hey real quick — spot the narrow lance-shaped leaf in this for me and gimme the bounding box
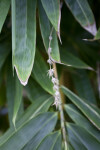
[41,0,61,33]
[0,0,11,32]
[67,123,100,150]
[67,123,87,150]
[6,64,23,127]
[84,27,100,41]
[0,95,53,146]
[61,86,100,130]
[0,112,57,150]
[6,64,16,127]
[17,101,55,150]
[64,0,97,35]
[94,27,100,40]
[38,0,60,62]
[72,70,97,105]
[32,50,54,95]
[11,0,36,86]
[60,48,92,69]
[25,77,48,102]
[37,131,62,150]
[65,104,100,141]
[17,96,54,126]
[22,119,59,150]
[12,75,23,126]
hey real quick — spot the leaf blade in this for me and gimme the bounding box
[37,131,61,150]
[94,27,100,40]
[32,50,54,95]
[60,48,91,69]
[72,70,97,105]
[67,123,100,150]
[6,64,23,127]
[41,0,61,32]
[0,112,57,150]
[38,0,60,62]
[65,104,100,141]
[25,77,48,102]
[0,95,53,145]
[11,0,36,85]
[64,0,97,35]
[0,0,11,32]
[61,86,100,129]
[12,76,23,126]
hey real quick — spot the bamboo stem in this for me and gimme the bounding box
[53,63,68,150]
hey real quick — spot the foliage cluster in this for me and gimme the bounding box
[0,0,100,150]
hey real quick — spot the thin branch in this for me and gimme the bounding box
[47,27,68,149]
[53,63,68,150]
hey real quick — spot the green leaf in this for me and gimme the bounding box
[64,0,97,35]
[25,77,47,102]
[38,0,60,62]
[94,27,100,40]
[11,0,36,86]
[37,131,61,150]
[20,107,56,150]
[0,42,11,69]
[6,65,23,127]
[6,65,15,126]
[0,95,53,145]
[65,104,100,141]
[86,27,100,42]
[60,48,91,69]
[17,100,24,119]
[12,75,23,126]
[61,86,100,129]
[72,70,97,105]
[32,50,54,95]
[67,123,100,150]
[0,112,57,150]
[0,0,11,32]
[17,95,54,126]
[67,124,87,150]
[41,0,60,33]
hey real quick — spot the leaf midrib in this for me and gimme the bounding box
[0,97,53,146]
[0,113,57,148]
[76,0,90,26]
[21,113,57,150]
[62,86,100,130]
[65,105,100,143]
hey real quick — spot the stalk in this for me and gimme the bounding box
[53,63,68,150]
[47,28,68,150]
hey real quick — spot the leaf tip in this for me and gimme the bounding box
[84,23,97,36]
[14,65,29,86]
